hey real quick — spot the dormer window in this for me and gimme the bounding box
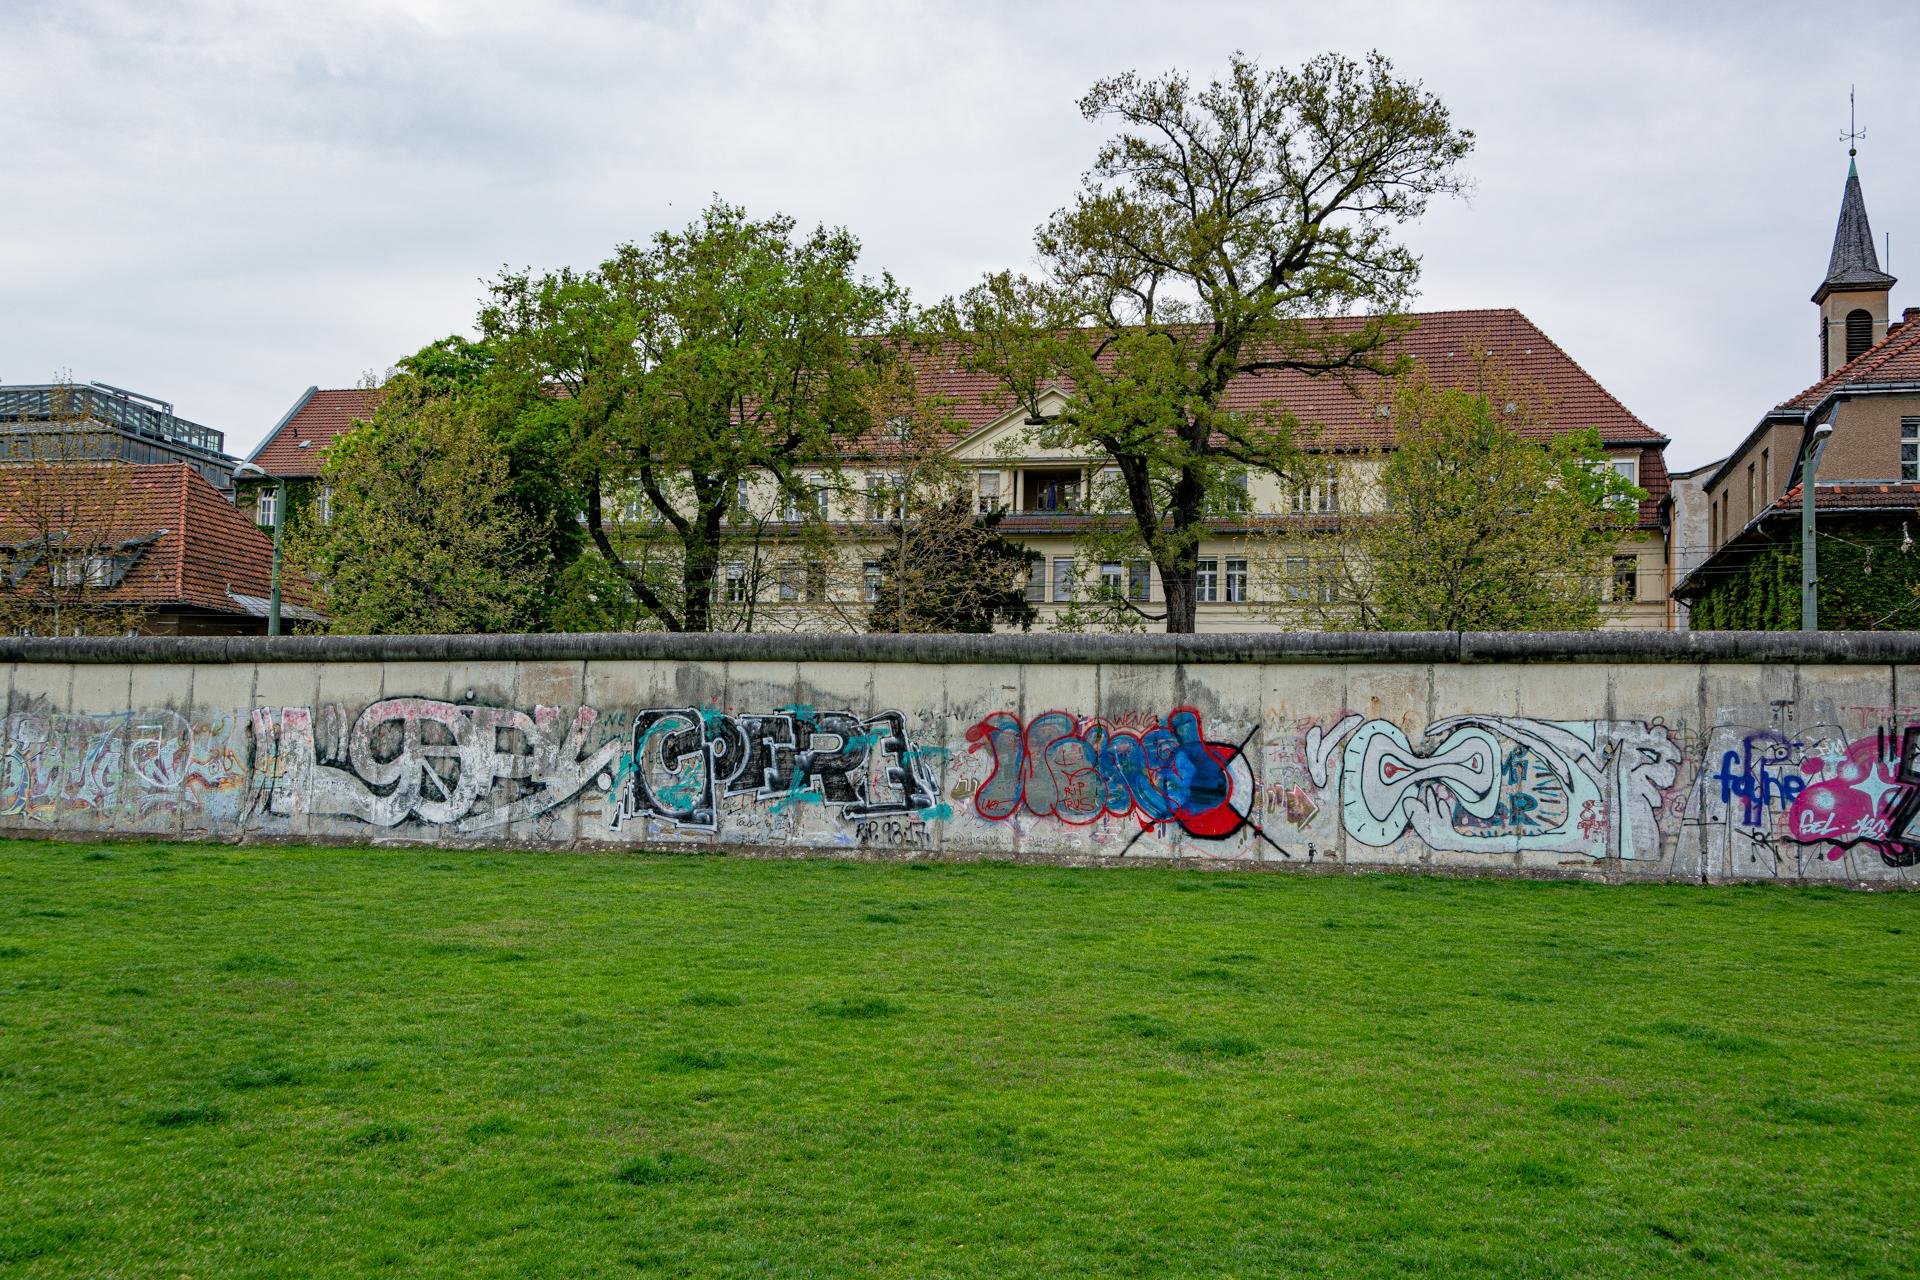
[1901,418,1918,481]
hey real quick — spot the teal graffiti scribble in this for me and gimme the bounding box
[919,803,953,822]
[904,745,951,761]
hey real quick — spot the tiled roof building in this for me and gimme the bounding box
[0,463,321,635]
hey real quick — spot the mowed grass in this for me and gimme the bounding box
[0,839,1916,1278]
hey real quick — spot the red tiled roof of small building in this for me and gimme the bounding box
[251,387,380,477]
[0,462,317,617]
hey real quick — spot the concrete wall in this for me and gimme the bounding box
[6,631,1920,886]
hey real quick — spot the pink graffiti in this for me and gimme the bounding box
[1784,729,1918,862]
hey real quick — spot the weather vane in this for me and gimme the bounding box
[1841,85,1866,157]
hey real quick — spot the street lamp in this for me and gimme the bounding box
[233,460,284,637]
[1799,418,1835,633]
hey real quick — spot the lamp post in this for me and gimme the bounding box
[1799,419,1834,633]
[233,461,284,637]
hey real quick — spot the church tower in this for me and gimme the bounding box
[1814,155,1896,376]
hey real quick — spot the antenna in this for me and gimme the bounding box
[1841,85,1866,156]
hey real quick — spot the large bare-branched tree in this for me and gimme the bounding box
[943,51,1472,632]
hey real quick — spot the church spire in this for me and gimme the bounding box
[1816,91,1894,306]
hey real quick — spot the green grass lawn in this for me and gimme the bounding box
[1,839,1916,1278]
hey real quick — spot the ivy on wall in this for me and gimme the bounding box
[1690,517,1920,630]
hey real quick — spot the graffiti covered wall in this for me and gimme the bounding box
[5,633,1920,884]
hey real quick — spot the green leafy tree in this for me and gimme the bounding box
[481,200,904,632]
[299,380,549,635]
[1279,358,1645,631]
[943,51,1472,632]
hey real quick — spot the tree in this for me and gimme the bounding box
[944,52,1472,632]
[866,494,1038,634]
[0,387,148,636]
[481,200,904,632]
[298,377,549,635]
[1276,356,1645,631]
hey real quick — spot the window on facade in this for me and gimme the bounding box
[1611,554,1638,604]
[1213,471,1250,514]
[1760,448,1770,499]
[1608,457,1639,486]
[313,484,333,525]
[1846,309,1874,364]
[1902,418,1919,482]
[1289,464,1338,514]
[723,561,748,604]
[1195,556,1218,603]
[1024,468,1081,513]
[256,488,276,528]
[1747,462,1756,519]
[805,559,828,602]
[1099,561,1125,599]
[52,555,112,588]
[1128,558,1151,602]
[1052,557,1075,602]
[976,471,1001,514]
[783,477,830,522]
[777,563,802,602]
[1025,561,1046,603]
[1286,556,1333,604]
[733,475,751,520]
[1224,556,1248,603]
[862,560,883,604]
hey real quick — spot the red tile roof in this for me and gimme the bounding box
[1778,318,1920,411]
[0,462,317,618]
[1770,481,1920,513]
[251,387,380,477]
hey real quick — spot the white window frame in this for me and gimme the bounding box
[862,559,883,604]
[1195,556,1218,604]
[976,471,1001,514]
[1099,561,1125,599]
[256,488,276,528]
[1128,558,1151,603]
[722,561,749,604]
[1024,561,1045,603]
[1902,418,1919,482]
[1224,556,1248,604]
[1052,557,1075,603]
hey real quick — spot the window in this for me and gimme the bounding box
[1286,556,1334,604]
[805,559,828,603]
[1213,471,1250,514]
[732,476,750,520]
[52,555,111,588]
[256,488,276,528]
[1099,561,1125,599]
[1746,462,1756,519]
[1052,557,1075,603]
[862,560,883,604]
[1195,556,1218,603]
[777,563,801,603]
[1760,447,1770,499]
[1225,556,1248,603]
[1128,559,1151,602]
[783,477,830,522]
[864,473,903,522]
[1023,468,1080,513]
[312,485,333,525]
[1025,561,1046,603]
[976,471,1001,514]
[1289,464,1338,514]
[1903,418,1919,482]
[1611,555,1638,604]
[722,561,748,604]
[1846,308,1874,364]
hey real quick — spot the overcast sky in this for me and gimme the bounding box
[3,0,1915,469]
